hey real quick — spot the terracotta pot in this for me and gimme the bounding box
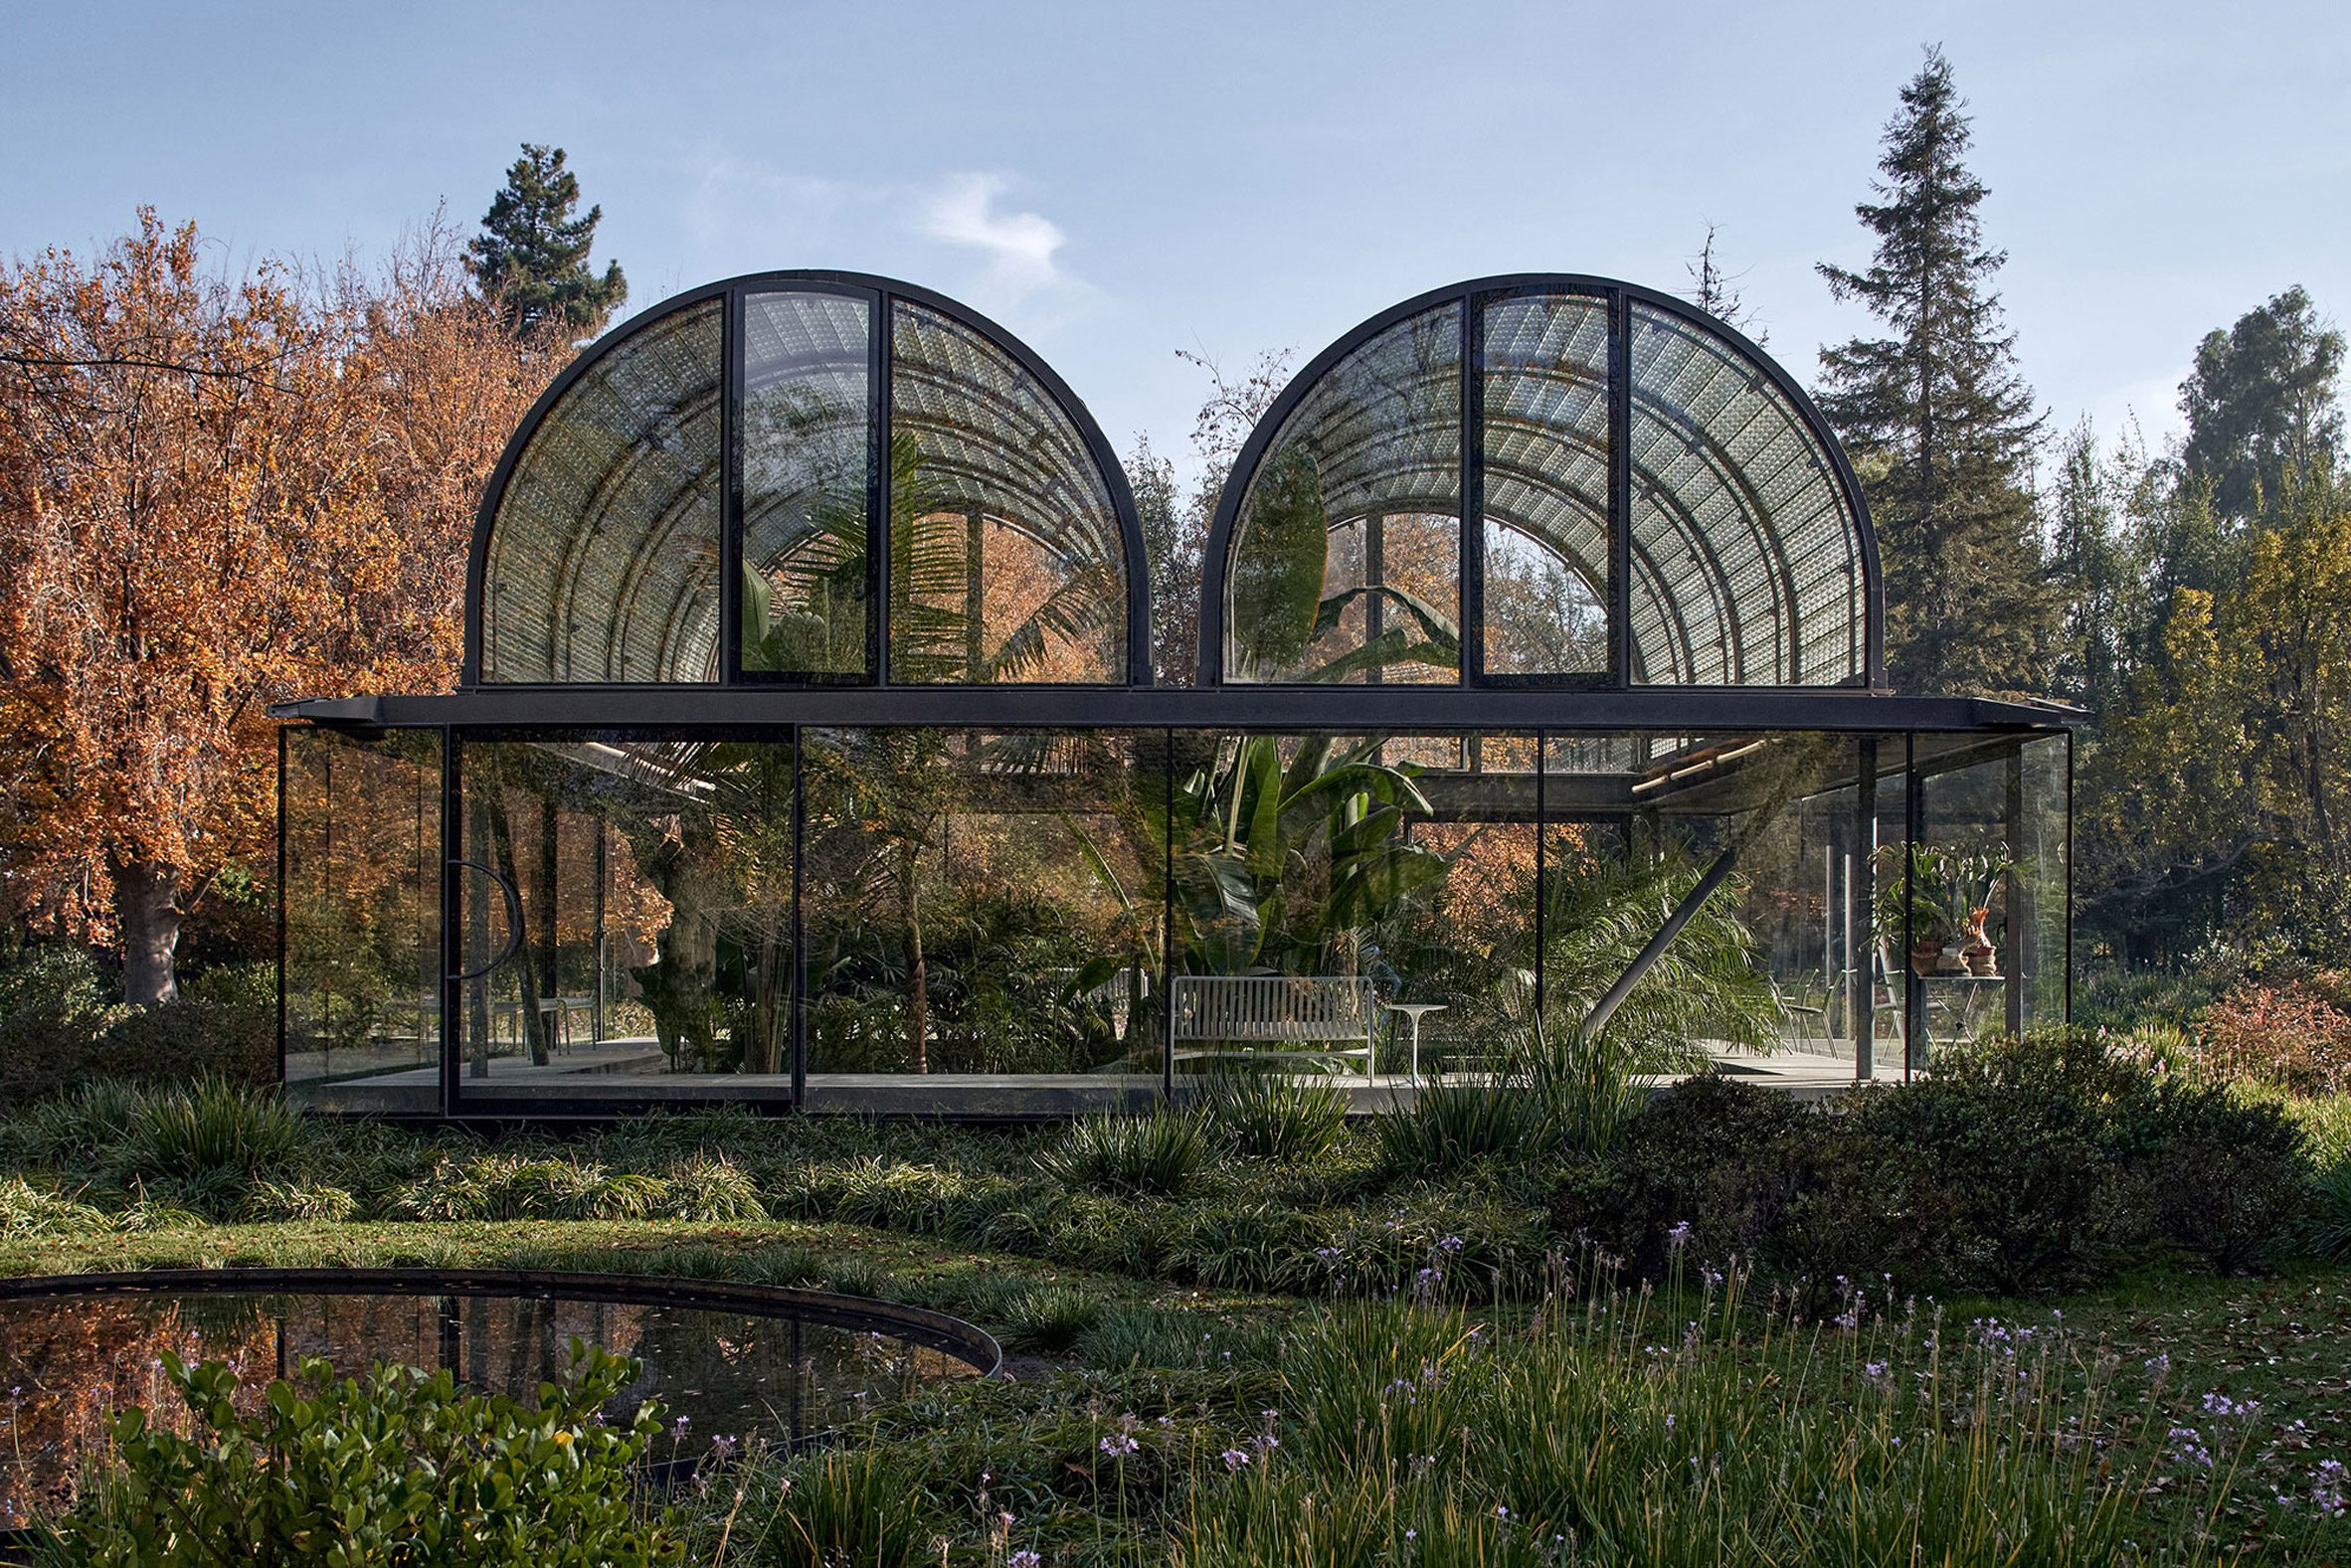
[1910,941,1942,978]
[1966,943,1998,977]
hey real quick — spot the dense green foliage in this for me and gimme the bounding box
[464,143,627,338]
[1816,46,2052,697]
[40,1343,680,1565]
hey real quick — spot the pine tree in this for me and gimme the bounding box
[1816,47,2053,697]
[465,144,628,339]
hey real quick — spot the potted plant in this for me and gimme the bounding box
[1875,843,2015,978]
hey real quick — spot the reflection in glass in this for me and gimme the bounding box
[802,730,1163,1103]
[887,303,1127,684]
[455,736,796,1100]
[283,730,442,1113]
[482,299,724,683]
[740,291,873,678]
[1627,302,1865,686]
[1481,293,1611,677]
[1225,306,1463,684]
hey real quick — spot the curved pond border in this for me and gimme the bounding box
[0,1266,1002,1378]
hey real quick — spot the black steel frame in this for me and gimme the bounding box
[269,266,2078,1123]
[1191,272,1888,691]
[459,270,1154,691]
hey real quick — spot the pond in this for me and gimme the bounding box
[0,1268,997,1530]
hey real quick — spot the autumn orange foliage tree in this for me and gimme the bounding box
[0,211,554,1002]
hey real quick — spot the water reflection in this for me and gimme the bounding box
[0,1288,979,1529]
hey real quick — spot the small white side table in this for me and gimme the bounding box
[1383,1002,1447,1083]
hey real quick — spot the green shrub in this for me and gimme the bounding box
[0,946,124,1106]
[2128,1080,2309,1272]
[825,1256,897,1299]
[2310,1159,2351,1263]
[0,1174,109,1237]
[998,1283,1103,1353]
[1553,1072,1810,1279]
[1198,1071,1348,1161]
[44,1342,682,1565]
[754,1449,927,1568]
[96,999,276,1091]
[8,1079,149,1164]
[249,1178,360,1224]
[123,1080,303,1187]
[1037,1110,1210,1197]
[1369,1076,1537,1177]
[658,1153,767,1221]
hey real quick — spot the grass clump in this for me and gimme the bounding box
[1038,1109,1210,1198]
[998,1283,1103,1353]
[748,1449,928,1568]
[1198,1071,1348,1161]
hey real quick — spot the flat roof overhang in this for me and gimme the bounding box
[271,686,2075,734]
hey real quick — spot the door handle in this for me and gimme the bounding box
[448,859,525,981]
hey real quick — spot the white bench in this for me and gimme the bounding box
[1168,974,1379,1079]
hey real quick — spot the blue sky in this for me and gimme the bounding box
[7,0,2347,494]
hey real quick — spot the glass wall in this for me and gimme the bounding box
[452,734,796,1106]
[801,729,1163,1111]
[282,729,442,1113]
[1908,732,2072,1066]
[285,723,2067,1112]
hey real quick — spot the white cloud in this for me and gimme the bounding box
[918,173,1068,300]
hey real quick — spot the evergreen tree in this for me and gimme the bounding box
[465,143,628,339]
[1127,434,1198,686]
[2180,284,2343,527]
[1816,47,2053,697]
[2045,419,2132,712]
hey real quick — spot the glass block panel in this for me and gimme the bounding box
[1481,292,1610,677]
[481,299,724,683]
[1224,304,1463,684]
[887,303,1127,684]
[1627,301,1865,686]
[740,290,873,678]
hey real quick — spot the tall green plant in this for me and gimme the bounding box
[1169,734,1450,977]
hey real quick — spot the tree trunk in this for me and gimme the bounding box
[116,859,182,1006]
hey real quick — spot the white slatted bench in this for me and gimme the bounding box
[1168,974,1379,1079]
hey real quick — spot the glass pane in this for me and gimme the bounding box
[1225,306,1462,684]
[1910,735,2050,1066]
[887,303,1127,684]
[741,291,873,678]
[803,730,1164,1112]
[1481,293,1610,677]
[1168,732,1533,1082]
[283,729,442,1114]
[482,299,724,683]
[1627,302,1865,686]
[454,735,796,1104]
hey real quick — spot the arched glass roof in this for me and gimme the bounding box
[1201,276,1881,690]
[466,273,1146,687]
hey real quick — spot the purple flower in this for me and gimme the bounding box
[1099,1433,1139,1458]
[1221,1447,1251,1471]
[1009,1553,1042,1568]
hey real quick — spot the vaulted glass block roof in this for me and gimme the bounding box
[464,271,1876,698]
[1206,278,1879,689]
[468,273,1144,686]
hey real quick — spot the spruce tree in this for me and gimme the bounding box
[465,143,629,339]
[1816,47,2052,696]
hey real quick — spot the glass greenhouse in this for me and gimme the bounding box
[274,272,2071,1118]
